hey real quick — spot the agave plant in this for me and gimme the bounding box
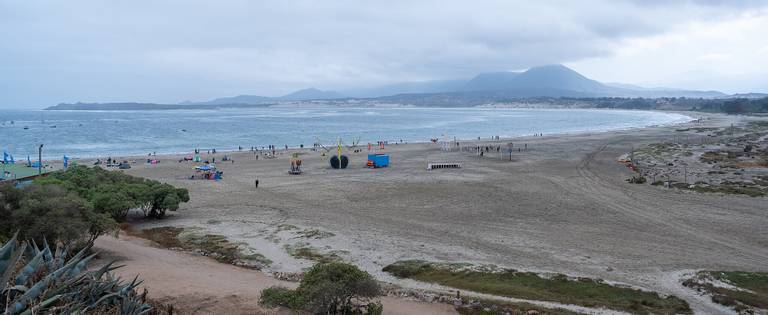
[1,233,152,315]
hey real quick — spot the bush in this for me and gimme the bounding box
[260,286,302,309]
[381,260,434,278]
[0,184,117,247]
[35,165,189,220]
[260,262,382,314]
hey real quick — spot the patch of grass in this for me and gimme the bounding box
[133,226,185,248]
[684,271,768,312]
[284,242,345,263]
[276,223,299,232]
[455,297,580,315]
[133,226,271,268]
[383,260,691,315]
[689,184,766,197]
[296,229,335,239]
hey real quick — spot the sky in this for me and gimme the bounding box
[1,0,767,109]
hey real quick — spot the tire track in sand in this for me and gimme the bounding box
[565,141,768,263]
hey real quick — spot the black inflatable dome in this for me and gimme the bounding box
[330,155,349,169]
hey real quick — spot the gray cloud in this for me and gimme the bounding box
[0,0,765,108]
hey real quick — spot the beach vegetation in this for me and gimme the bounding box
[383,260,691,315]
[683,271,768,313]
[285,242,346,263]
[0,235,154,314]
[35,165,189,220]
[297,228,336,239]
[455,298,581,315]
[129,226,272,268]
[260,262,382,314]
[0,184,117,247]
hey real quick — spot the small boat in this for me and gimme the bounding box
[23,126,29,130]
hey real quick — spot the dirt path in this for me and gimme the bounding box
[94,234,458,315]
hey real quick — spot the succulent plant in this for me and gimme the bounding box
[1,233,152,314]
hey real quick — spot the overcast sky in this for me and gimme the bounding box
[1,0,767,108]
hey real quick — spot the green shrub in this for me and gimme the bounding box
[382,259,434,278]
[35,165,189,220]
[260,286,302,309]
[1,184,117,247]
[260,262,382,314]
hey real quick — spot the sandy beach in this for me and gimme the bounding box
[88,112,767,314]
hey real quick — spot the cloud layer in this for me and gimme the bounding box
[1,0,766,108]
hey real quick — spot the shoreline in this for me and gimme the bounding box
[32,108,696,162]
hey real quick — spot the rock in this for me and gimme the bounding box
[527,310,540,315]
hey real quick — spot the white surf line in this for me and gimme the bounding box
[658,270,737,315]
[394,278,630,315]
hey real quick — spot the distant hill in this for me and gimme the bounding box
[462,72,521,91]
[342,80,465,98]
[479,64,607,93]
[279,88,344,101]
[186,88,345,105]
[724,93,768,99]
[45,102,270,111]
[191,95,273,105]
[343,64,726,99]
[50,64,742,110]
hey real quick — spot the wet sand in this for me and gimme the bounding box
[92,112,767,314]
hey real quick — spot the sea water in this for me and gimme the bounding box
[0,107,691,159]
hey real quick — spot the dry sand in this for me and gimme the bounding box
[91,112,767,314]
[95,234,457,315]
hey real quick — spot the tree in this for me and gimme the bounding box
[261,262,382,314]
[1,184,117,247]
[35,165,189,221]
[722,98,746,114]
[146,183,190,218]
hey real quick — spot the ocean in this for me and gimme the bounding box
[0,107,691,159]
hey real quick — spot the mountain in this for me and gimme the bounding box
[463,72,521,91]
[482,64,608,93]
[185,65,726,105]
[606,82,725,98]
[723,93,768,99]
[460,65,725,97]
[56,65,733,110]
[191,95,273,105]
[186,88,345,105]
[279,88,344,100]
[343,80,466,98]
